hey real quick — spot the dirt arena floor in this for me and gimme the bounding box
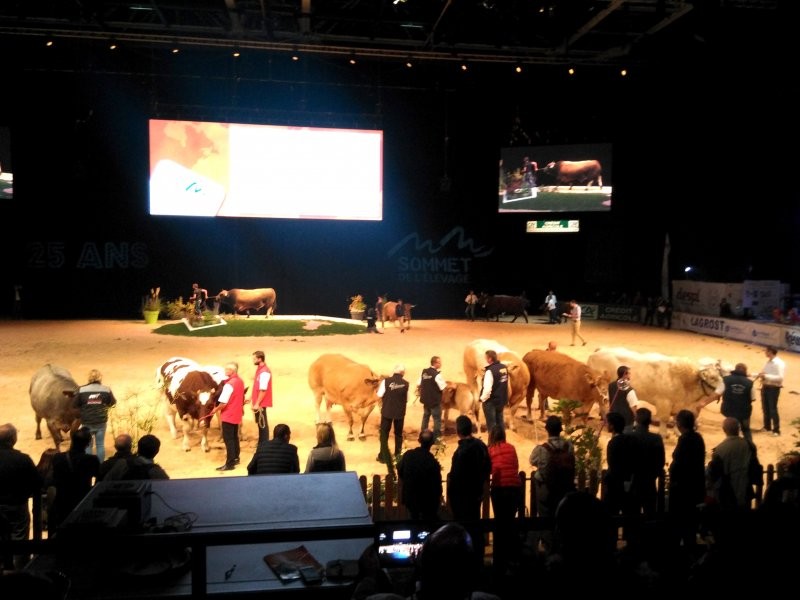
[3,316,798,481]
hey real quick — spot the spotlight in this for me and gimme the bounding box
[460,63,468,72]
[568,67,575,76]
[172,47,180,54]
[515,65,522,74]
[45,39,54,47]
[232,49,240,58]
[620,68,628,77]
[405,58,413,68]
[349,56,357,65]
[109,41,117,50]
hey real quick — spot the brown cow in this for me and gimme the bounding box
[381,300,414,330]
[29,364,80,450]
[157,357,222,452]
[308,353,383,441]
[216,287,277,318]
[462,339,530,431]
[538,159,603,189]
[522,349,610,422]
[441,381,480,432]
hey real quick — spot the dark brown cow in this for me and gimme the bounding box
[538,160,603,189]
[523,349,610,422]
[479,294,529,323]
[29,364,80,450]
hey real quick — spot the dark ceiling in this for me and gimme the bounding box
[0,0,788,68]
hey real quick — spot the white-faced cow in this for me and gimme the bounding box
[462,339,530,431]
[381,301,414,329]
[29,364,80,450]
[522,349,610,422]
[538,160,603,189]
[479,294,529,323]
[156,357,223,452]
[216,288,277,318]
[308,353,383,441]
[441,381,480,432]
[586,347,725,438]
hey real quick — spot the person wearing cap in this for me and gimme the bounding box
[376,364,410,472]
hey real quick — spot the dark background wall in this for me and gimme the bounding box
[1,38,797,319]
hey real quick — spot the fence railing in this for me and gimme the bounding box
[359,463,779,521]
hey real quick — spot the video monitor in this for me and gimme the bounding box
[499,142,612,213]
[149,119,383,220]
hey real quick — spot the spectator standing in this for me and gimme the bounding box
[707,417,755,511]
[668,410,706,551]
[479,350,508,433]
[607,365,640,433]
[757,345,785,436]
[487,425,522,576]
[602,412,636,519]
[304,423,346,473]
[247,423,300,475]
[0,423,43,571]
[47,426,100,530]
[544,290,558,324]
[375,295,385,327]
[215,362,245,472]
[720,362,756,444]
[630,408,665,519]
[365,307,381,333]
[98,433,133,480]
[562,299,586,346]
[464,290,479,321]
[73,368,117,463]
[396,429,442,523]
[417,356,447,440]
[376,365,410,473]
[251,350,272,446]
[447,415,491,564]
[529,415,576,519]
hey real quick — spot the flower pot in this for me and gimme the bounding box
[350,310,365,321]
[143,310,160,324]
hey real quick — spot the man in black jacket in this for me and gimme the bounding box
[247,424,300,475]
[397,429,442,522]
[720,362,756,444]
[376,364,409,473]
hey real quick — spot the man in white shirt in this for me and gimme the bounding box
[562,299,586,346]
[757,346,786,436]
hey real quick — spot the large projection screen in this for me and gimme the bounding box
[149,119,383,220]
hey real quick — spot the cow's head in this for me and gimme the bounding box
[697,365,725,405]
[217,290,230,299]
[585,369,612,414]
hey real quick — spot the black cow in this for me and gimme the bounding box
[537,160,603,189]
[479,293,529,323]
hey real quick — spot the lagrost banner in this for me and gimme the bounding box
[676,313,783,347]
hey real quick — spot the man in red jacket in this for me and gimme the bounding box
[216,362,245,472]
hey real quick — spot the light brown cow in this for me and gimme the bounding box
[462,338,530,431]
[216,287,277,318]
[522,349,610,422]
[308,353,383,441]
[441,381,480,432]
[586,346,725,437]
[381,301,414,329]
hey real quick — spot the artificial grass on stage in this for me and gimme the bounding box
[152,317,365,337]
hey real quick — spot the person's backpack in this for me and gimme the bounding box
[543,441,577,495]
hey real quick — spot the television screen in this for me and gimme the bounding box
[149,119,383,220]
[498,142,612,213]
[0,125,12,201]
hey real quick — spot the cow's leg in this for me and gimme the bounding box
[181,418,193,452]
[523,310,529,323]
[539,393,549,420]
[35,416,43,440]
[201,425,210,453]
[46,419,63,450]
[164,399,179,439]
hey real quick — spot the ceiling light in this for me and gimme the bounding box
[232,49,240,58]
[45,39,54,47]
[171,47,180,54]
[568,67,575,76]
[460,63,468,71]
[620,68,628,77]
[109,41,117,50]
[515,65,522,74]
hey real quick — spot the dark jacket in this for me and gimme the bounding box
[247,438,300,475]
[721,371,754,421]
[397,446,442,519]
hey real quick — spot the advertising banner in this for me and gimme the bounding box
[597,304,641,323]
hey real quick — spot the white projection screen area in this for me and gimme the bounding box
[149,119,384,220]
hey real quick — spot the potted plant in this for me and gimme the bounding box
[348,294,366,321]
[142,287,163,324]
